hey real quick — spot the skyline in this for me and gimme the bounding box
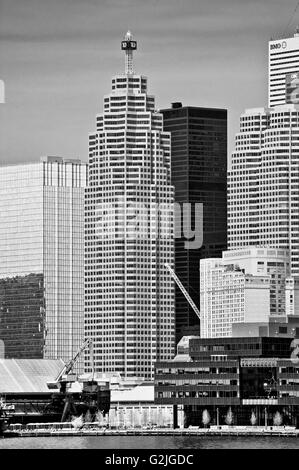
[1,0,299,165]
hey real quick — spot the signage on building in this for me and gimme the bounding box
[121,41,137,50]
[270,41,287,51]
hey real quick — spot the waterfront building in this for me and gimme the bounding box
[161,103,227,342]
[227,103,299,276]
[0,157,87,365]
[85,32,175,380]
[268,30,299,107]
[0,361,175,427]
[155,335,299,427]
[200,248,290,338]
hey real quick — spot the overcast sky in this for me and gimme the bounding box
[0,0,298,165]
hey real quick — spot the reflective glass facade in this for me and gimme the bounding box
[0,157,87,366]
[0,274,44,358]
[161,106,227,342]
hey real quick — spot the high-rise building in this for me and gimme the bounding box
[161,103,227,342]
[200,259,270,339]
[222,248,290,316]
[85,32,175,380]
[268,30,299,108]
[200,248,290,338]
[228,103,299,276]
[0,157,87,364]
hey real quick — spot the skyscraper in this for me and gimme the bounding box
[0,157,87,363]
[85,32,175,380]
[161,104,227,342]
[268,30,299,107]
[228,103,299,276]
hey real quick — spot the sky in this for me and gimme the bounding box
[0,0,299,165]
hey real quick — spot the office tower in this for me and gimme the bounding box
[228,103,299,276]
[85,32,175,380]
[268,30,299,107]
[161,103,227,342]
[0,157,87,363]
[200,248,290,338]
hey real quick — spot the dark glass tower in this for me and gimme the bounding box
[161,104,227,343]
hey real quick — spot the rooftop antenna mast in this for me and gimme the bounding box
[121,30,137,74]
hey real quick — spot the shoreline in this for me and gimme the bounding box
[3,426,299,438]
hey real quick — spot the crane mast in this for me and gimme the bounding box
[164,263,200,320]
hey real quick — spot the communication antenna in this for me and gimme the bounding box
[121,31,137,74]
[282,1,299,37]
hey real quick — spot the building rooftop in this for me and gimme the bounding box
[0,359,64,393]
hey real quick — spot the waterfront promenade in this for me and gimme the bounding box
[5,425,299,439]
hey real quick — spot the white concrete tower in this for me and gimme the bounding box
[228,103,299,276]
[85,33,175,380]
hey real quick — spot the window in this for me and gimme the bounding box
[279,327,287,334]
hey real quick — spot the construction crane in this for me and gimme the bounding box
[46,338,110,422]
[165,263,200,320]
[47,338,93,391]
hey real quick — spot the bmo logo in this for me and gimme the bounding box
[271,41,287,50]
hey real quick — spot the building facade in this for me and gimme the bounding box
[268,30,299,108]
[200,248,290,338]
[222,248,290,316]
[155,336,299,427]
[85,32,175,380]
[0,157,87,364]
[161,104,227,342]
[228,104,299,276]
[200,259,270,339]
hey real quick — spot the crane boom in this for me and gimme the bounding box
[48,338,93,388]
[165,263,200,320]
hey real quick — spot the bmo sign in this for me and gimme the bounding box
[270,41,287,50]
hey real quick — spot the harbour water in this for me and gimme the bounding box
[1,435,299,449]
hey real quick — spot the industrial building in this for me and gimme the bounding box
[0,358,173,428]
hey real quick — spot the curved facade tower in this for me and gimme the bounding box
[85,33,175,379]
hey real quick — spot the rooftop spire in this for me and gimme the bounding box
[121,31,137,74]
